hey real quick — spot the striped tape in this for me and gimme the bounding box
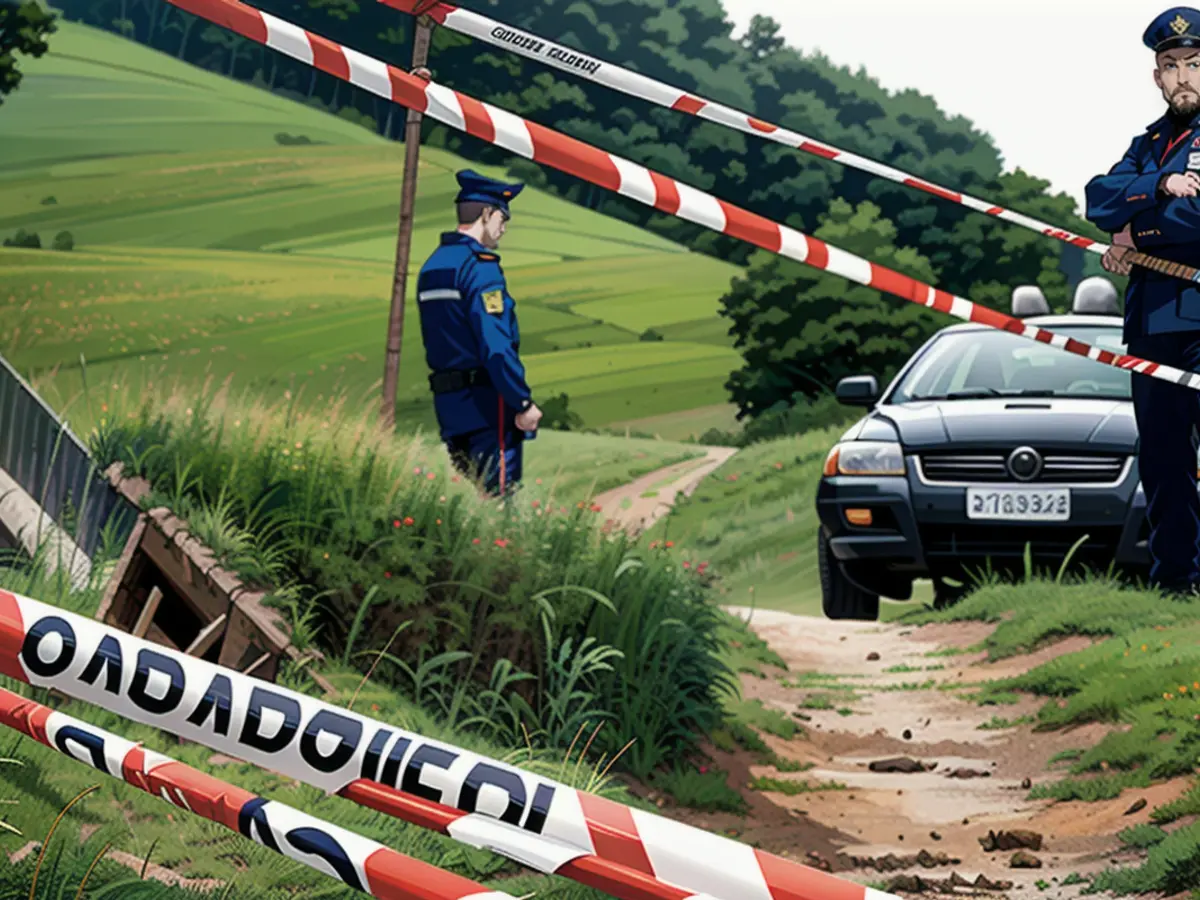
[167,0,1200,393]
[0,687,517,900]
[380,0,1116,260]
[0,588,898,900]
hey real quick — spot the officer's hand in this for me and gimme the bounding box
[515,404,543,432]
[1102,245,1133,276]
[1163,172,1200,197]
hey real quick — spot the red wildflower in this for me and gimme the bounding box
[473,538,481,544]
[404,516,414,526]
[414,467,422,475]
[590,504,602,512]
[774,462,783,470]
[532,500,540,508]
[650,541,659,549]
[436,518,442,525]
[699,765,708,774]
[494,539,509,548]
[427,472,436,480]
[393,519,401,528]
[384,572,392,578]
[682,562,691,569]
[665,541,675,548]
[371,704,380,712]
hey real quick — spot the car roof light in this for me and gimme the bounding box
[1012,285,1050,318]
[1072,276,1121,315]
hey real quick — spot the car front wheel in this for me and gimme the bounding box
[818,526,881,621]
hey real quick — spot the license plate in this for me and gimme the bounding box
[966,487,1070,521]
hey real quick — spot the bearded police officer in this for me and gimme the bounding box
[1085,7,1200,595]
[416,170,542,496]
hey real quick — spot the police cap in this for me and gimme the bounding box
[455,169,525,218]
[1144,7,1200,53]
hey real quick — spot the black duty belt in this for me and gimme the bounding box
[429,367,491,394]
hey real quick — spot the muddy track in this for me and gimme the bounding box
[592,446,738,534]
[683,609,1198,900]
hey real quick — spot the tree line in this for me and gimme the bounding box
[24,0,1113,422]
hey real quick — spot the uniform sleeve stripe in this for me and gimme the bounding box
[419,289,463,301]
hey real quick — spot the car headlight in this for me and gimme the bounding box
[823,441,907,477]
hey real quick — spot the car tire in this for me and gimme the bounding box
[818,526,881,621]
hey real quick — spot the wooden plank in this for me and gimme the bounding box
[143,621,177,650]
[139,528,225,621]
[242,652,271,676]
[131,586,163,639]
[95,516,146,623]
[184,613,227,658]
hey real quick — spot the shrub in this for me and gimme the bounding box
[639,328,665,342]
[539,392,584,431]
[52,230,73,251]
[2,228,40,249]
[88,383,735,778]
[274,132,313,145]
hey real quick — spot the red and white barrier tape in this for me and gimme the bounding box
[0,589,896,900]
[166,0,1200,392]
[380,0,1108,256]
[0,687,516,900]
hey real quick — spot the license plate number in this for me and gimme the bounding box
[966,488,1070,521]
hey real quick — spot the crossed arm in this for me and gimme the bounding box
[1085,134,1200,275]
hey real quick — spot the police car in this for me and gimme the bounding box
[816,278,1165,620]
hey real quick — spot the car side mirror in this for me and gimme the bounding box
[835,375,879,406]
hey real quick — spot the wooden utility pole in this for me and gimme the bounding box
[380,14,435,431]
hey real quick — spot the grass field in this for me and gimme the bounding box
[650,424,929,616]
[0,21,743,438]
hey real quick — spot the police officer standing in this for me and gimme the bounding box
[1086,6,1200,595]
[416,170,543,496]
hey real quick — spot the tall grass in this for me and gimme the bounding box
[84,376,736,778]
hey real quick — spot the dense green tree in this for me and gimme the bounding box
[0,0,56,107]
[722,200,942,417]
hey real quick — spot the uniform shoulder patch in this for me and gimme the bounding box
[474,252,500,262]
[482,290,505,315]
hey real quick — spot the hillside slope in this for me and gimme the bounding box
[0,22,742,434]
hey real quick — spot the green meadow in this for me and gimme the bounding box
[0,21,743,437]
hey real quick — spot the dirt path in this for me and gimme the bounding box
[593,446,738,534]
[707,608,1195,900]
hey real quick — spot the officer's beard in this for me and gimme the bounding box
[1168,88,1200,120]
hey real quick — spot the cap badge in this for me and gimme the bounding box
[1172,13,1191,35]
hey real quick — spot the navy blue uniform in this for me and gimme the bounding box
[1083,7,1200,591]
[416,175,533,496]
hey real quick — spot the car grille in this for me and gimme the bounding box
[918,452,1128,484]
[920,524,1124,559]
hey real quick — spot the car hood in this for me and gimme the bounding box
[869,398,1136,452]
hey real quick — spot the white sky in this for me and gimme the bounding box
[724,0,1181,213]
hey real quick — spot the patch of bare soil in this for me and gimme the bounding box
[592,447,738,534]
[705,607,1190,899]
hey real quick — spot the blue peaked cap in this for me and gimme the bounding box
[1145,7,1200,52]
[455,170,524,217]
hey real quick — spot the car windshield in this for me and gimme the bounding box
[888,325,1131,403]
